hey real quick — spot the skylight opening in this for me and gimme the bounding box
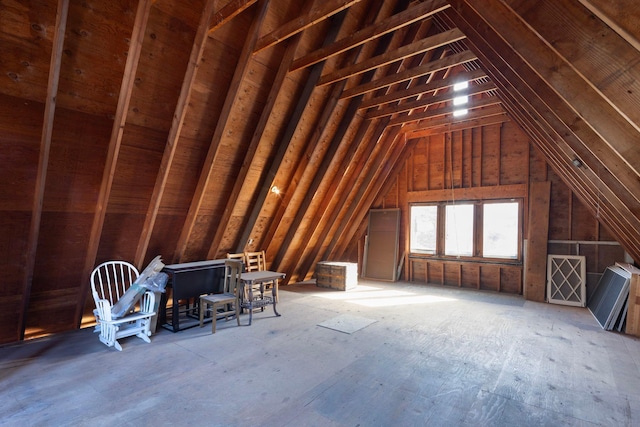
[453,109,468,117]
[453,95,468,106]
[453,81,469,91]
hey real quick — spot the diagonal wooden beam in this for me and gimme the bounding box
[293,18,437,281]
[366,81,496,119]
[21,0,69,340]
[290,0,450,71]
[403,107,509,138]
[387,96,502,126]
[209,0,258,33]
[174,0,270,263]
[77,0,154,327]
[340,49,476,99]
[575,0,640,53]
[317,28,465,86]
[360,68,486,109]
[254,0,365,53]
[333,130,413,259]
[504,0,640,140]
[293,117,390,282]
[462,0,640,177]
[445,3,640,260]
[236,10,349,253]
[135,0,218,269]
[206,34,306,259]
[263,1,391,269]
[272,0,415,279]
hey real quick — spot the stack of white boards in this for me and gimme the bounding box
[587,264,630,331]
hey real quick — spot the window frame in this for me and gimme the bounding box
[409,199,523,263]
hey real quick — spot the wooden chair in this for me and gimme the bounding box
[199,259,241,333]
[244,250,278,301]
[244,250,266,272]
[226,252,245,270]
[90,261,155,351]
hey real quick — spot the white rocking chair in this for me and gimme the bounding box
[90,261,156,351]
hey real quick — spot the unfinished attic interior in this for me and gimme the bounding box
[2,0,640,348]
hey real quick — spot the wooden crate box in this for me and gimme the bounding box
[316,262,358,291]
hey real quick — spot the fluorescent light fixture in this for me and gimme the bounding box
[453,109,468,117]
[453,81,468,91]
[453,95,468,106]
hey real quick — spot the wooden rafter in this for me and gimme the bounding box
[76,0,154,326]
[21,0,69,339]
[237,10,349,253]
[174,0,270,263]
[446,2,640,260]
[293,15,433,280]
[290,0,450,71]
[135,0,218,268]
[340,49,476,99]
[334,130,411,259]
[317,28,465,86]
[209,0,258,33]
[449,2,640,214]
[270,1,408,275]
[463,0,640,176]
[360,68,486,109]
[387,96,502,126]
[575,0,640,54]
[254,0,365,53]
[404,109,509,138]
[366,81,496,119]
[293,117,390,282]
[206,33,306,259]
[505,0,640,146]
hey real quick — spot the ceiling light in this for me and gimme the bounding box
[453,109,468,117]
[271,185,280,195]
[572,158,583,168]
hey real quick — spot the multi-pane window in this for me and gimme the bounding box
[444,204,474,256]
[410,205,437,254]
[410,200,521,260]
[483,202,519,259]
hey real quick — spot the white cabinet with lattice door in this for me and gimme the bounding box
[546,255,586,307]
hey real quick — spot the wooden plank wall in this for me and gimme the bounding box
[371,120,624,296]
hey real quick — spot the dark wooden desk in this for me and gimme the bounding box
[161,259,226,332]
[239,270,285,326]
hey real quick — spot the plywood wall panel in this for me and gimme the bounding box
[570,193,597,241]
[480,124,499,186]
[427,261,443,284]
[44,107,111,212]
[479,264,499,291]
[0,0,56,103]
[56,0,135,115]
[428,135,444,190]
[97,212,146,263]
[108,124,166,214]
[126,3,201,132]
[0,96,42,211]
[548,172,571,240]
[443,262,459,287]
[461,263,478,289]
[499,121,529,185]
[146,213,186,262]
[500,267,522,294]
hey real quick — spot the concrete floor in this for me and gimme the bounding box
[2,280,640,426]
